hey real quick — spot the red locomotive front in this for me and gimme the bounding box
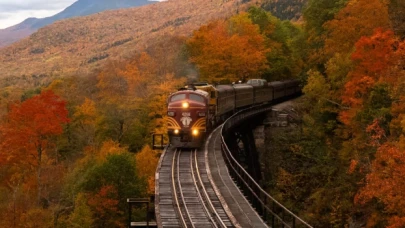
[167,88,209,148]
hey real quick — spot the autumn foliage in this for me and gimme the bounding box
[0,0,404,226]
[355,144,405,227]
[0,90,69,163]
[0,0,244,79]
[339,29,402,124]
[293,0,405,226]
[0,90,69,204]
[135,145,160,195]
[87,185,122,227]
[187,13,269,83]
[0,48,187,225]
[323,0,390,58]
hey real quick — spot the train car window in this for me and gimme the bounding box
[189,94,205,103]
[170,94,186,102]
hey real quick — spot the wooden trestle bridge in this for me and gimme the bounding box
[152,103,313,228]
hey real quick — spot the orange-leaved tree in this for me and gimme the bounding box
[338,29,399,188]
[355,143,405,227]
[323,0,390,59]
[95,54,158,148]
[187,13,269,83]
[96,60,139,145]
[0,90,69,204]
[352,34,405,227]
[146,73,186,137]
[73,97,98,148]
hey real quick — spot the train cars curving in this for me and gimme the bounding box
[167,79,301,148]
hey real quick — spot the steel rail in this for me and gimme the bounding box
[176,149,196,227]
[171,149,190,228]
[193,150,228,228]
[190,150,219,228]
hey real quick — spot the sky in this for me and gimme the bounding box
[0,0,166,29]
[0,0,76,29]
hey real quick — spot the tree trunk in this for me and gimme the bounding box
[118,120,124,143]
[37,145,42,206]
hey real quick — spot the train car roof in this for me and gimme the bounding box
[215,85,234,92]
[233,83,253,88]
[283,79,300,84]
[268,81,284,87]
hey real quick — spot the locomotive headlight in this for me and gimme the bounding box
[167,111,175,116]
[198,112,206,117]
[192,129,199,136]
[174,129,179,134]
[182,102,189,108]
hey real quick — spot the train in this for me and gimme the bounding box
[166,79,301,148]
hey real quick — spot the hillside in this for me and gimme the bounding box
[0,0,250,79]
[0,0,155,47]
[261,0,308,21]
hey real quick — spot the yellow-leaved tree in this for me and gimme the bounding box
[135,145,160,195]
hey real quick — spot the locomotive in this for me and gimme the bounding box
[166,79,301,148]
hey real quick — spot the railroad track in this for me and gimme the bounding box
[157,148,234,227]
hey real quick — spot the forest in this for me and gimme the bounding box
[0,0,405,227]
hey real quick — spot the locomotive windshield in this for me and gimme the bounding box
[189,94,205,103]
[170,93,206,103]
[170,94,186,102]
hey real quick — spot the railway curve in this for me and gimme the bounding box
[155,102,312,228]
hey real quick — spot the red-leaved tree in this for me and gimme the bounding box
[340,29,399,125]
[0,90,69,204]
[355,144,405,227]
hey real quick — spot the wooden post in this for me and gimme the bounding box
[127,198,150,228]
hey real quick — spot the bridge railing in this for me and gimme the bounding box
[154,145,169,228]
[221,104,313,228]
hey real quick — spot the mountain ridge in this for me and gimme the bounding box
[0,0,249,78]
[0,0,155,47]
